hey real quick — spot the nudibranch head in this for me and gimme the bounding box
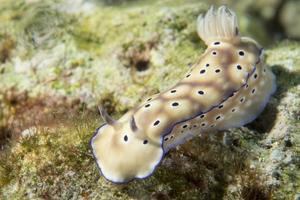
[90,108,163,183]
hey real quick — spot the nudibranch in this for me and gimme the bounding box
[90,6,276,183]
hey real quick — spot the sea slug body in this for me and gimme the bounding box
[90,6,276,183]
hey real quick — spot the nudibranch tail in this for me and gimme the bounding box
[197,6,239,45]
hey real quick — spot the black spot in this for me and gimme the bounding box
[200,69,206,74]
[193,125,197,128]
[182,125,188,128]
[237,65,242,70]
[239,51,245,56]
[147,98,152,101]
[198,90,204,95]
[170,89,176,93]
[263,68,266,72]
[143,140,148,144]
[215,69,221,73]
[170,136,174,139]
[201,123,206,127]
[153,120,160,126]
[245,84,249,88]
[232,108,236,112]
[124,135,128,142]
[145,104,150,108]
[229,93,234,97]
[240,98,244,102]
[216,116,221,120]
[218,105,223,109]
[164,137,168,141]
[254,74,258,79]
[172,102,179,107]
[186,74,191,78]
[252,89,256,94]
[212,51,217,55]
[200,114,205,118]
[214,42,220,45]
[206,63,210,67]
[210,124,215,128]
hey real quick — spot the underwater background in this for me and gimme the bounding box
[0,0,299,199]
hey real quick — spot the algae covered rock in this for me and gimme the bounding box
[280,0,300,39]
[0,0,299,199]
